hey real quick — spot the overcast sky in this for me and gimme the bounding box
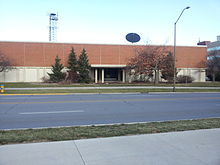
[0,0,219,46]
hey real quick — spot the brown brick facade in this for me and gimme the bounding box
[0,41,207,68]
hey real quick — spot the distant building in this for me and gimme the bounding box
[207,35,220,59]
[0,41,207,83]
[197,41,211,46]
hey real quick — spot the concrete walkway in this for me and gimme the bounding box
[0,129,220,165]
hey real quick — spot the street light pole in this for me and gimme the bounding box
[173,6,190,92]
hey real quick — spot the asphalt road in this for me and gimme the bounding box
[0,93,220,130]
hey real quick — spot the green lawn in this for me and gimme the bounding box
[1,82,220,94]
[0,118,219,145]
[1,88,220,94]
[1,82,220,88]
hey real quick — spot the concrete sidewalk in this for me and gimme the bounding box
[0,129,220,165]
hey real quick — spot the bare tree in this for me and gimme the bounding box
[127,45,169,84]
[161,51,176,82]
[207,50,220,82]
[0,52,11,72]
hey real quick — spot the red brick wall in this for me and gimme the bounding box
[175,46,207,68]
[0,41,207,68]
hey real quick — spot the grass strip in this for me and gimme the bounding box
[0,118,220,145]
[2,88,220,94]
[2,82,220,88]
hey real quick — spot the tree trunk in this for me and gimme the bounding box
[154,70,159,85]
[212,73,216,82]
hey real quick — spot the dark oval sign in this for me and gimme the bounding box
[126,33,141,43]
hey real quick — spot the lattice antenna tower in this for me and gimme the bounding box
[49,13,58,42]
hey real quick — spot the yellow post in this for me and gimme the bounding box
[1,84,4,93]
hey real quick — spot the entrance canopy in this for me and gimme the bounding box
[91,65,126,83]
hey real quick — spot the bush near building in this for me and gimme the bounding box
[177,75,194,83]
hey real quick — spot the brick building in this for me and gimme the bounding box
[0,41,207,83]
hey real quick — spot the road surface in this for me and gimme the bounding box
[0,93,220,129]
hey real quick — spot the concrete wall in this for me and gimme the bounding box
[0,67,52,82]
[0,67,206,82]
[126,68,206,83]
[177,68,206,82]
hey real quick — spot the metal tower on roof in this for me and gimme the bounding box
[49,13,58,42]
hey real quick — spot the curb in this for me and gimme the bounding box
[1,92,220,96]
[0,93,74,96]
[0,92,142,96]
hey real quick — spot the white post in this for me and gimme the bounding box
[122,69,125,83]
[95,69,98,83]
[102,69,104,83]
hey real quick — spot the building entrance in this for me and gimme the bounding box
[105,68,119,81]
[93,68,125,83]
